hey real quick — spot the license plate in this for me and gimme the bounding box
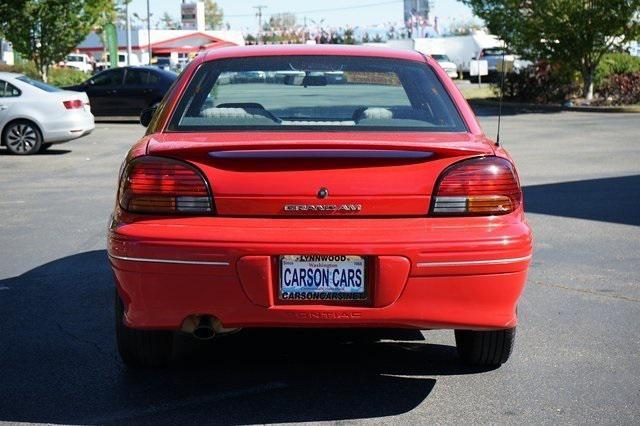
[279,255,366,301]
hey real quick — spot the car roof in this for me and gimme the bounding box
[202,44,427,63]
[97,66,176,77]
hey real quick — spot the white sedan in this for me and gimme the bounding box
[431,54,459,79]
[0,72,95,155]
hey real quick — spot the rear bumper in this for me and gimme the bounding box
[43,111,95,143]
[108,213,532,331]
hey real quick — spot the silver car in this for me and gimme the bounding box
[0,72,95,155]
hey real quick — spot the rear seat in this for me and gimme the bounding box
[201,107,269,120]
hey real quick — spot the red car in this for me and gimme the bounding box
[108,45,532,368]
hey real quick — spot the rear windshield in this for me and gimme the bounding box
[16,76,62,93]
[168,56,466,132]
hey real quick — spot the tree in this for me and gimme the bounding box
[343,28,356,45]
[461,0,640,100]
[160,12,179,30]
[0,0,113,82]
[204,0,224,30]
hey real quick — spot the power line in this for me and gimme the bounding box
[225,0,402,18]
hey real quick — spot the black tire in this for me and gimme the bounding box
[40,143,53,151]
[455,327,516,366]
[3,120,42,155]
[115,291,173,368]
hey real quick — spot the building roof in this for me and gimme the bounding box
[150,32,237,53]
[76,29,243,53]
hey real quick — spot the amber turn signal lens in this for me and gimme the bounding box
[467,195,514,214]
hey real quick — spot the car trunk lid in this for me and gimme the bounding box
[147,132,494,217]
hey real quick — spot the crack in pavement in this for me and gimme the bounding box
[56,322,119,362]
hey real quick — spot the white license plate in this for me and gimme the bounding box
[279,255,366,301]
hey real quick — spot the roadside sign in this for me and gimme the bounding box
[470,60,488,76]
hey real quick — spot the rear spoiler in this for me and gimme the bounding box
[208,149,435,159]
[148,137,495,158]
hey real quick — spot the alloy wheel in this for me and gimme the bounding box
[5,123,40,154]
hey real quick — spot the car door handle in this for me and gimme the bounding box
[0,105,8,111]
[107,89,118,95]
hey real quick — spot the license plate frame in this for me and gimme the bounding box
[278,255,368,302]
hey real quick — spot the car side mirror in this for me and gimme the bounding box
[140,106,157,127]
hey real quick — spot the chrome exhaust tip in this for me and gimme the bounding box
[193,318,216,340]
[181,314,240,340]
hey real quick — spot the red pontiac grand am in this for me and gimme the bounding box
[108,45,532,368]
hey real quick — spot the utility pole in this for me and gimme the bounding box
[253,5,266,44]
[146,0,152,64]
[125,0,132,66]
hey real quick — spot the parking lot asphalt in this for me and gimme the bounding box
[1,109,639,424]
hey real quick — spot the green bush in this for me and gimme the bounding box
[0,62,88,87]
[48,67,89,87]
[496,61,580,103]
[0,62,39,79]
[595,53,640,89]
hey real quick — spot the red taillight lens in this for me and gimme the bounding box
[431,157,522,216]
[118,156,212,214]
[63,99,83,109]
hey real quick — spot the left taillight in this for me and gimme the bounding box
[63,99,83,109]
[118,156,213,214]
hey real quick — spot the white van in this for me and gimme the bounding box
[63,54,92,73]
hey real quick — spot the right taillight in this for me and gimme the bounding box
[118,156,213,214]
[431,156,522,216]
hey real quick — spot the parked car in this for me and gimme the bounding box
[109,45,532,368]
[95,51,142,70]
[0,72,94,155]
[431,54,459,79]
[64,66,177,116]
[152,57,172,71]
[61,53,93,73]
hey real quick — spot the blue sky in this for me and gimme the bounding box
[127,0,475,33]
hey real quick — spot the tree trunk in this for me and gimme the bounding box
[582,70,594,101]
[40,64,48,83]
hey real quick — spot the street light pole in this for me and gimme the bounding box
[147,0,151,65]
[125,0,132,66]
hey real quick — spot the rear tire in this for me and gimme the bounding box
[455,327,516,366]
[115,291,173,368]
[3,120,42,155]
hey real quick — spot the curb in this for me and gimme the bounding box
[94,117,139,123]
[468,99,640,113]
